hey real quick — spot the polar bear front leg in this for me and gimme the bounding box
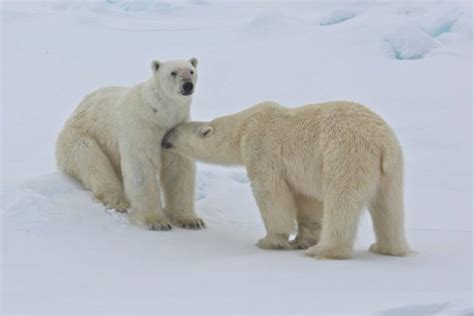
[121,153,171,231]
[251,179,297,250]
[160,151,205,229]
[290,194,323,249]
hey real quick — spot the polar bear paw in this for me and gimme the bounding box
[289,235,319,249]
[369,242,409,257]
[106,199,130,213]
[173,217,206,229]
[97,192,130,213]
[304,244,352,259]
[130,213,172,231]
[147,219,173,231]
[256,234,293,250]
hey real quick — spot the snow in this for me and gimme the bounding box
[319,9,358,26]
[383,7,471,60]
[385,24,439,60]
[1,1,472,315]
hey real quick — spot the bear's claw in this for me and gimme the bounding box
[148,222,173,231]
[175,217,206,229]
[130,212,173,231]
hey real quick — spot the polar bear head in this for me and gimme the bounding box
[151,58,198,99]
[162,102,279,166]
[161,115,243,165]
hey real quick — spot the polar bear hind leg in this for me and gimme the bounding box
[304,145,373,259]
[305,186,365,259]
[368,169,409,256]
[57,130,129,212]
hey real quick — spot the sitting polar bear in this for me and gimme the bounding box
[162,101,410,259]
[56,58,205,231]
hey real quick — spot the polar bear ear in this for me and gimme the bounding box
[151,60,161,73]
[198,125,213,138]
[189,57,198,68]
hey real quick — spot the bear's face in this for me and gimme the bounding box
[162,121,214,159]
[151,58,198,99]
[162,117,244,165]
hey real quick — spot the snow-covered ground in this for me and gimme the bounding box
[1,1,472,315]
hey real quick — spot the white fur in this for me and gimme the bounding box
[56,58,205,230]
[162,101,410,259]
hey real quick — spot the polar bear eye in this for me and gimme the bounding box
[171,71,177,76]
[198,126,214,137]
[190,70,194,75]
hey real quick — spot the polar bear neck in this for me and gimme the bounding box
[141,79,191,128]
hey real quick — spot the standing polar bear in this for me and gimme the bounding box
[162,101,410,259]
[56,58,205,230]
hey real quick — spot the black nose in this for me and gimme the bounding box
[162,141,172,149]
[183,82,193,92]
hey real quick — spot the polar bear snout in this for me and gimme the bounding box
[181,81,194,96]
[162,129,174,148]
[162,140,173,149]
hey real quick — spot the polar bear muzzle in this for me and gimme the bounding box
[162,129,174,148]
[181,81,194,96]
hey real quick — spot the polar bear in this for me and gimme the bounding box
[56,58,205,230]
[161,101,410,259]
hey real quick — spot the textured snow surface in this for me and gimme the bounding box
[1,1,472,315]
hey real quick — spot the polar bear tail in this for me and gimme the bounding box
[380,132,403,177]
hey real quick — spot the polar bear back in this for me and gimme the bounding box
[241,101,401,201]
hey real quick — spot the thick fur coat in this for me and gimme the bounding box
[162,101,410,259]
[56,58,204,230]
